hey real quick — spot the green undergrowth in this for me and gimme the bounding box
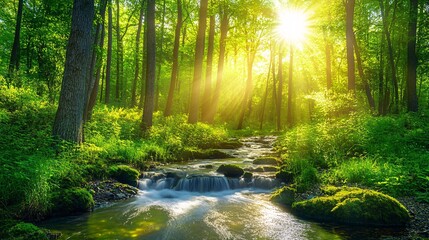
[0,86,230,225]
[275,112,429,200]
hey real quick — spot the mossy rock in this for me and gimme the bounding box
[51,187,94,216]
[109,165,139,187]
[253,157,279,165]
[292,186,410,226]
[216,164,244,178]
[179,149,233,160]
[6,222,48,240]
[243,172,253,181]
[270,186,296,206]
[275,169,294,183]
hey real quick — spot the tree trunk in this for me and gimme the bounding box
[105,0,113,104]
[325,40,332,90]
[141,0,156,131]
[276,44,283,131]
[287,45,294,127]
[139,12,148,109]
[202,13,215,122]
[155,0,166,111]
[7,0,24,87]
[53,0,94,143]
[260,40,273,130]
[115,0,121,101]
[164,0,183,117]
[84,0,107,121]
[131,0,145,108]
[346,0,356,91]
[207,6,228,123]
[352,33,376,110]
[406,0,418,112]
[188,0,208,124]
[380,0,399,113]
[237,48,256,130]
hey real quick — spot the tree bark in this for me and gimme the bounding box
[155,0,166,111]
[202,13,215,122]
[260,40,273,130]
[346,0,356,91]
[141,0,156,131]
[188,0,208,124]
[7,0,24,87]
[406,0,418,112]
[237,44,256,130]
[131,0,145,108]
[115,0,121,101]
[207,5,228,123]
[105,0,113,104]
[164,0,183,117]
[53,0,94,143]
[325,40,332,90]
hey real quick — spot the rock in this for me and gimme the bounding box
[292,186,411,226]
[51,188,94,216]
[216,164,244,178]
[109,165,140,187]
[243,172,253,181]
[271,186,296,206]
[89,180,139,208]
[253,157,279,165]
[179,149,234,160]
[7,222,49,240]
[263,166,278,172]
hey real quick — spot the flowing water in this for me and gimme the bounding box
[41,136,407,239]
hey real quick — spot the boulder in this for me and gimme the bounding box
[51,187,94,216]
[270,186,296,206]
[7,222,49,240]
[292,186,411,226]
[253,157,279,165]
[216,164,244,178]
[109,165,140,187]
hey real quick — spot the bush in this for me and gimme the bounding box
[109,165,140,187]
[292,186,410,226]
[51,188,94,216]
[216,164,244,178]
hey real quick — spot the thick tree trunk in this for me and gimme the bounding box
[141,0,156,131]
[164,0,183,117]
[202,13,215,122]
[352,33,376,110]
[237,50,256,130]
[139,14,148,109]
[188,0,208,124]
[53,0,94,143]
[155,0,166,111]
[346,0,356,91]
[105,0,113,104]
[7,0,24,87]
[406,0,418,112]
[287,45,294,127]
[276,44,283,131]
[259,41,273,130]
[207,6,228,123]
[115,0,121,101]
[131,0,145,108]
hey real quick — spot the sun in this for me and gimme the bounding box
[276,9,309,46]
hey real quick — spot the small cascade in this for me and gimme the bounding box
[138,175,280,193]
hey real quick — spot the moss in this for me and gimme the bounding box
[270,186,296,206]
[292,186,411,226]
[216,164,244,178]
[109,165,139,187]
[179,149,233,160]
[6,222,48,240]
[51,187,94,216]
[243,172,253,182]
[253,157,279,165]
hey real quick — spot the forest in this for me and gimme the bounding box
[0,0,429,239]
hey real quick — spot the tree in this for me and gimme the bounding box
[276,44,283,131]
[165,0,183,117]
[141,0,156,131]
[202,9,216,122]
[52,0,94,143]
[406,0,418,112]
[7,0,24,87]
[345,0,356,91]
[131,0,145,108]
[105,0,113,104]
[188,0,209,124]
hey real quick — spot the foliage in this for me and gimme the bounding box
[5,222,48,240]
[292,186,410,226]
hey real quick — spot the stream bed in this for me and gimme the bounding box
[41,136,407,239]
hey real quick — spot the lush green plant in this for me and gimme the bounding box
[51,188,94,216]
[6,222,48,240]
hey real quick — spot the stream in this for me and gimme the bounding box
[41,136,407,239]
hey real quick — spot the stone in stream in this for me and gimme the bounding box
[253,157,280,165]
[216,164,244,178]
